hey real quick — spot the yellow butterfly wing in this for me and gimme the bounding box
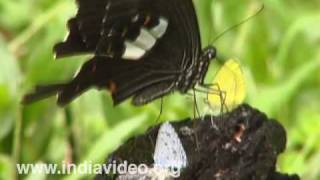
[208,59,246,111]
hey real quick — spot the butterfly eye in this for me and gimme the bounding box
[202,46,216,60]
[208,46,217,60]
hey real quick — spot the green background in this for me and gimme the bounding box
[0,0,319,179]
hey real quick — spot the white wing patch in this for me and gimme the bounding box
[132,28,156,50]
[122,17,168,60]
[122,41,146,60]
[150,18,169,39]
[153,122,187,170]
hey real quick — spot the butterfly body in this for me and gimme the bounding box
[176,46,216,93]
[23,0,216,106]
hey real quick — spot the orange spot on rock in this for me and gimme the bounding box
[233,123,246,143]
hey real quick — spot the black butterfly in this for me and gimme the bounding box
[23,0,216,106]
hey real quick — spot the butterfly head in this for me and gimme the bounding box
[202,46,217,60]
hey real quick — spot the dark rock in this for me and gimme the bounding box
[95,104,299,180]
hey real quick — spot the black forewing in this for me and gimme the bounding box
[66,0,201,105]
[114,0,202,104]
[54,0,108,57]
[26,0,202,106]
[54,0,201,62]
[54,0,152,58]
[137,0,201,70]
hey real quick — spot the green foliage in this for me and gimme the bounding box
[0,0,319,179]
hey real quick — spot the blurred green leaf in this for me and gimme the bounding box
[0,155,15,180]
[0,37,21,146]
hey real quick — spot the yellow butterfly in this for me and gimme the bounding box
[208,59,246,112]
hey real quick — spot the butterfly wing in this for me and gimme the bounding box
[208,59,246,111]
[24,0,201,106]
[153,122,187,170]
[115,0,202,104]
[55,0,150,58]
[55,0,201,60]
[23,56,177,106]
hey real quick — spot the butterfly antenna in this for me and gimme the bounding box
[209,4,265,45]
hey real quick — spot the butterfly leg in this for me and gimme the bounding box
[192,89,201,151]
[192,89,201,118]
[193,87,217,127]
[196,83,229,127]
[203,84,228,129]
[209,85,228,114]
[155,98,164,122]
[198,83,229,113]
